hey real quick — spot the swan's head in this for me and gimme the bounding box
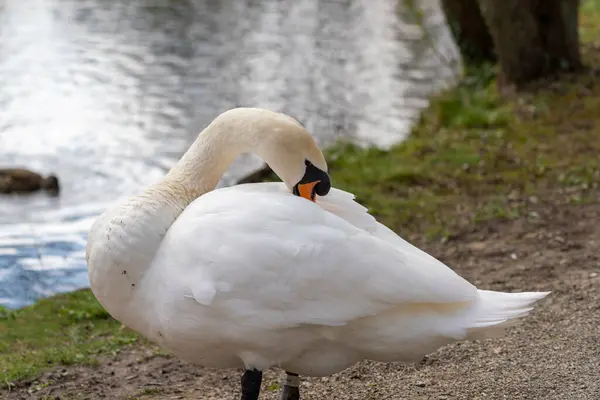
[185,107,331,202]
[248,110,331,202]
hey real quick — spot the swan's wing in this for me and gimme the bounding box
[317,187,453,271]
[154,183,477,330]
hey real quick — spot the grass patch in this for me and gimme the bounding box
[330,60,600,237]
[0,289,140,386]
[581,0,600,43]
[2,0,600,390]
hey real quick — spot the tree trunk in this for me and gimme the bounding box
[441,0,496,65]
[478,0,582,88]
[538,0,581,71]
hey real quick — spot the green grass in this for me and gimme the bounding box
[3,1,600,390]
[0,290,139,387]
[581,0,600,43]
[331,64,600,237]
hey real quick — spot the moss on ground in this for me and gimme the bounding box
[0,290,139,387]
[3,1,600,389]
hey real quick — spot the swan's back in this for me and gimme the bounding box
[133,182,548,375]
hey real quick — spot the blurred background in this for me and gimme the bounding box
[0,0,461,308]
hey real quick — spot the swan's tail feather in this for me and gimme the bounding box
[466,289,550,340]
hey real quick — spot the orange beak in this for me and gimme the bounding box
[296,181,320,202]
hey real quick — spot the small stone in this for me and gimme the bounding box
[467,242,487,251]
[415,381,426,387]
[510,253,518,260]
[590,272,598,278]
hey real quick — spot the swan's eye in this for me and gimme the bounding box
[292,160,331,201]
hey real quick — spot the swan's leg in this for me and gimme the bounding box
[241,369,263,400]
[280,371,300,400]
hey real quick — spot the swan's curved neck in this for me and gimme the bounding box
[87,120,255,322]
[164,122,246,204]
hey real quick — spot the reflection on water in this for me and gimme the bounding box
[0,0,460,308]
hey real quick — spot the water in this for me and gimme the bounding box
[0,0,461,308]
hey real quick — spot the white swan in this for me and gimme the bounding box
[86,108,549,400]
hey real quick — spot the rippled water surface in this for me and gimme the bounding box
[0,0,460,308]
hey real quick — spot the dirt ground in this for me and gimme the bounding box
[3,198,600,400]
